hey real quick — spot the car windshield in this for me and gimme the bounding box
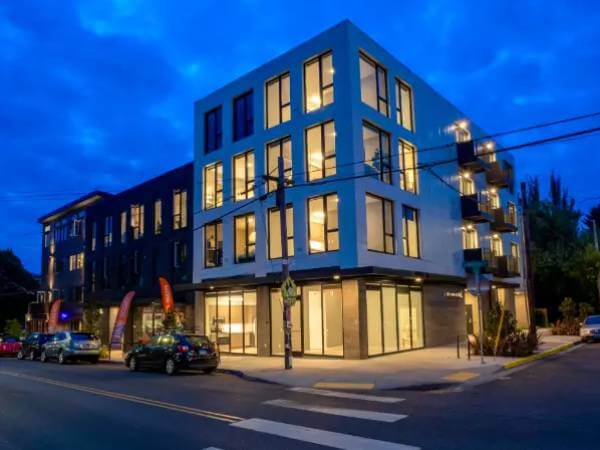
[185,335,210,346]
[585,316,600,325]
[71,333,97,341]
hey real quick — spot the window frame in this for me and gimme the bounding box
[265,72,291,128]
[303,51,334,113]
[266,136,292,192]
[366,193,395,254]
[233,150,255,202]
[363,121,392,184]
[104,216,113,247]
[232,90,254,141]
[234,213,256,264]
[204,161,224,209]
[395,78,415,132]
[402,205,421,258]
[204,221,223,268]
[173,189,188,230]
[399,139,419,194]
[267,205,294,260]
[305,120,336,182]
[307,193,339,254]
[204,106,223,153]
[154,199,162,234]
[359,52,389,116]
[130,204,145,240]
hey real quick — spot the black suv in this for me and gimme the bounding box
[125,333,219,375]
[17,333,54,361]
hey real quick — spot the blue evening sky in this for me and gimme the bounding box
[1,0,599,273]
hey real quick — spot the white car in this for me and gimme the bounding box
[580,315,600,343]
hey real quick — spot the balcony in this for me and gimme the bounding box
[490,207,518,233]
[457,141,493,173]
[494,255,520,278]
[461,193,492,223]
[463,248,499,274]
[486,160,513,189]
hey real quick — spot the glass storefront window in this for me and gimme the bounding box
[270,289,301,356]
[323,285,343,356]
[367,289,383,356]
[304,285,323,355]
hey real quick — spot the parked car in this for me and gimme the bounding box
[125,332,219,375]
[580,315,600,342]
[40,331,101,364]
[0,336,22,357]
[17,333,54,360]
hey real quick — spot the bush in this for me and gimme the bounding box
[99,345,110,359]
[3,319,23,338]
[551,319,579,336]
[578,302,594,321]
[559,298,577,321]
[551,298,594,336]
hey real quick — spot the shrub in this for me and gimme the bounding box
[559,298,577,321]
[551,319,579,336]
[578,302,594,321]
[3,319,23,338]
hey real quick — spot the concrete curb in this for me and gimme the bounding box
[502,341,580,370]
[216,368,283,386]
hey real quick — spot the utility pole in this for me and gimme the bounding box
[593,220,600,306]
[520,182,537,337]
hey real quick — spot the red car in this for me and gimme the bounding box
[0,336,22,357]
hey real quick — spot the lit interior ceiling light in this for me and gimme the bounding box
[415,277,423,283]
[456,120,469,130]
[485,141,495,150]
[309,95,321,107]
[309,240,324,251]
[333,274,341,280]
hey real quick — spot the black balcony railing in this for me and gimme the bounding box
[491,207,518,232]
[463,247,498,274]
[494,255,520,278]
[486,160,514,189]
[457,141,491,173]
[461,193,493,223]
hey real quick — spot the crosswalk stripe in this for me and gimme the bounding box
[264,398,407,422]
[289,387,404,403]
[232,418,419,450]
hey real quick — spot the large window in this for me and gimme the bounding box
[233,150,255,201]
[459,173,475,195]
[204,162,223,209]
[205,291,257,354]
[366,194,394,254]
[359,53,388,116]
[120,211,127,243]
[233,91,253,141]
[234,213,256,263]
[363,122,391,184]
[304,51,334,112]
[302,284,343,356]
[491,234,503,256]
[462,223,478,249]
[154,199,162,234]
[399,140,418,193]
[489,190,500,209]
[367,284,424,356]
[308,193,339,253]
[395,79,414,131]
[266,137,292,192]
[266,73,291,128]
[511,242,520,271]
[204,221,223,268]
[104,216,113,247]
[402,205,420,258]
[270,288,302,356]
[268,206,294,259]
[130,204,144,240]
[173,189,187,229]
[69,253,84,271]
[205,106,222,153]
[305,121,336,182]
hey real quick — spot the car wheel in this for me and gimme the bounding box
[40,351,48,363]
[129,356,138,372]
[165,358,177,376]
[17,350,24,360]
[29,350,36,361]
[58,351,67,365]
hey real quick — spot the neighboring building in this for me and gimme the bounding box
[191,20,529,359]
[32,163,193,349]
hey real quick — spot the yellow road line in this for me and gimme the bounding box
[0,370,243,423]
[442,371,480,382]
[313,382,375,390]
[503,342,578,370]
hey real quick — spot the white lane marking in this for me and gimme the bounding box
[203,448,224,450]
[290,387,404,403]
[263,398,407,422]
[232,418,419,450]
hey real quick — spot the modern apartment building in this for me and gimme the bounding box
[192,20,529,359]
[31,163,194,347]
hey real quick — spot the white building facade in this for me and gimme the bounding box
[191,21,529,359]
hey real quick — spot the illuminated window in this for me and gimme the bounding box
[366,194,394,254]
[266,137,292,192]
[205,106,222,153]
[454,120,471,143]
[120,211,127,243]
[507,202,517,225]
[44,225,52,248]
[233,150,255,201]
[308,193,339,253]
[399,140,418,193]
[130,204,144,240]
[173,189,187,230]
[104,216,113,247]
[359,53,388,116]
[304,51,334,112]
[306,121,336,181]
[402,205,420,258]
[91,222,97,251]
[268,205,294,259]
[489,190,500,209]
[511,242,520,271]
[154,199,162,234]
[234,213,256,263]
[266,72,291,128]
[69,253,84,271]
[491,234,503,256]
[395,79,414,131]
[233,91,253,141]
[363,122,391,184]
[204,162,223,209]
[462,224,478,249]
[204,221,223,268]
[459,173,475,195]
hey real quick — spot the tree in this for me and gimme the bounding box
[0,249,39,331]
[582,203,600,235]
[3,318,23,337]
[82,299,102,336]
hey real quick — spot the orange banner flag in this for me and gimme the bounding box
[159,277,174,313]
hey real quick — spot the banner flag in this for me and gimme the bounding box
[48,299,62,333]
[110,291,136,350]
[159,277,174,313]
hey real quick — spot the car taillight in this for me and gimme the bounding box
[177,345,189,353]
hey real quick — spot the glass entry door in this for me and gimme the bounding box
[270,289,302,356]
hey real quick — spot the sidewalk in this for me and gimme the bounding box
[219,330,581,390]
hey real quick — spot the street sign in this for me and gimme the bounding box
[281,276,297,305]
[467,273,491,295]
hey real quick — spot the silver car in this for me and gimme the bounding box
[40,331,101,364]
[580,315,600,343]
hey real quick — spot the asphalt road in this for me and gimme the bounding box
[0,344,598,450]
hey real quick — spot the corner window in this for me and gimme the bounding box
[399,140,418,193]
[306,121,336,181]
[233,150,255,201]
[308,193,339,253]
[173,189,187,230]
[304,51,334,112]
[204,162,223,209]
[268,205,294,259]
[204,221,223,268]
[395,79,414,131]
[104,216,113,247]
[363,122,392,184]
[154,200,162,234]
[402,205,420,258]
[359,53,388,116]
[130,204,144,240]
[366,194,394,254]
[205,106,223,153]
[266,137,292,192]
[233,91,253,141]
[266,72,291,128]
[234,213,256,263]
